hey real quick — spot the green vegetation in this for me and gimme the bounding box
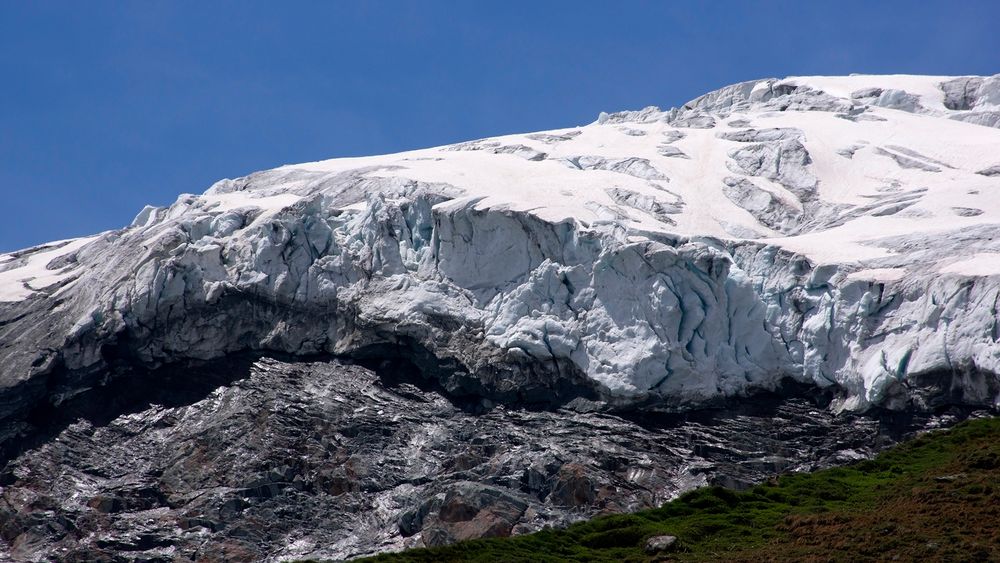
[356,416,1000,562]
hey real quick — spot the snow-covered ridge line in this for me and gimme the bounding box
[2,74,1000,435]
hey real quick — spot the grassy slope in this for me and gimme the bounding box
[356,417,1000,562]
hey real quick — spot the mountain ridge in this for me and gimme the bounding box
[2,73,1000,423]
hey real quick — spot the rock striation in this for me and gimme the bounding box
[0,354,967,561]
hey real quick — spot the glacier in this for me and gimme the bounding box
[2,73,1000,440]
[3,73,1000,561]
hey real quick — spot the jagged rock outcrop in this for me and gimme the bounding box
[0,354,969,562]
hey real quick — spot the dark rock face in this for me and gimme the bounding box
[0,355,978,562]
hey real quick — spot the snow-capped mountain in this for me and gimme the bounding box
[2,74,1000,427]
[2,73,1000,562]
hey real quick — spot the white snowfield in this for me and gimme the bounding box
[3,74,1000,413]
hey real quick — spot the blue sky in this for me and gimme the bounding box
[2,1,998,251]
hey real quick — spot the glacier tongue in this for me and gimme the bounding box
[3,73,1000,435]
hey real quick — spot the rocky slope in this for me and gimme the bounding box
[359,416,1000,563]
[0,354,969,561]
[1,74,1000,560]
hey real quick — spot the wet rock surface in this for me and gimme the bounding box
[0,355,980,562]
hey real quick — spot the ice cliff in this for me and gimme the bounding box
[3,74,1000,439]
